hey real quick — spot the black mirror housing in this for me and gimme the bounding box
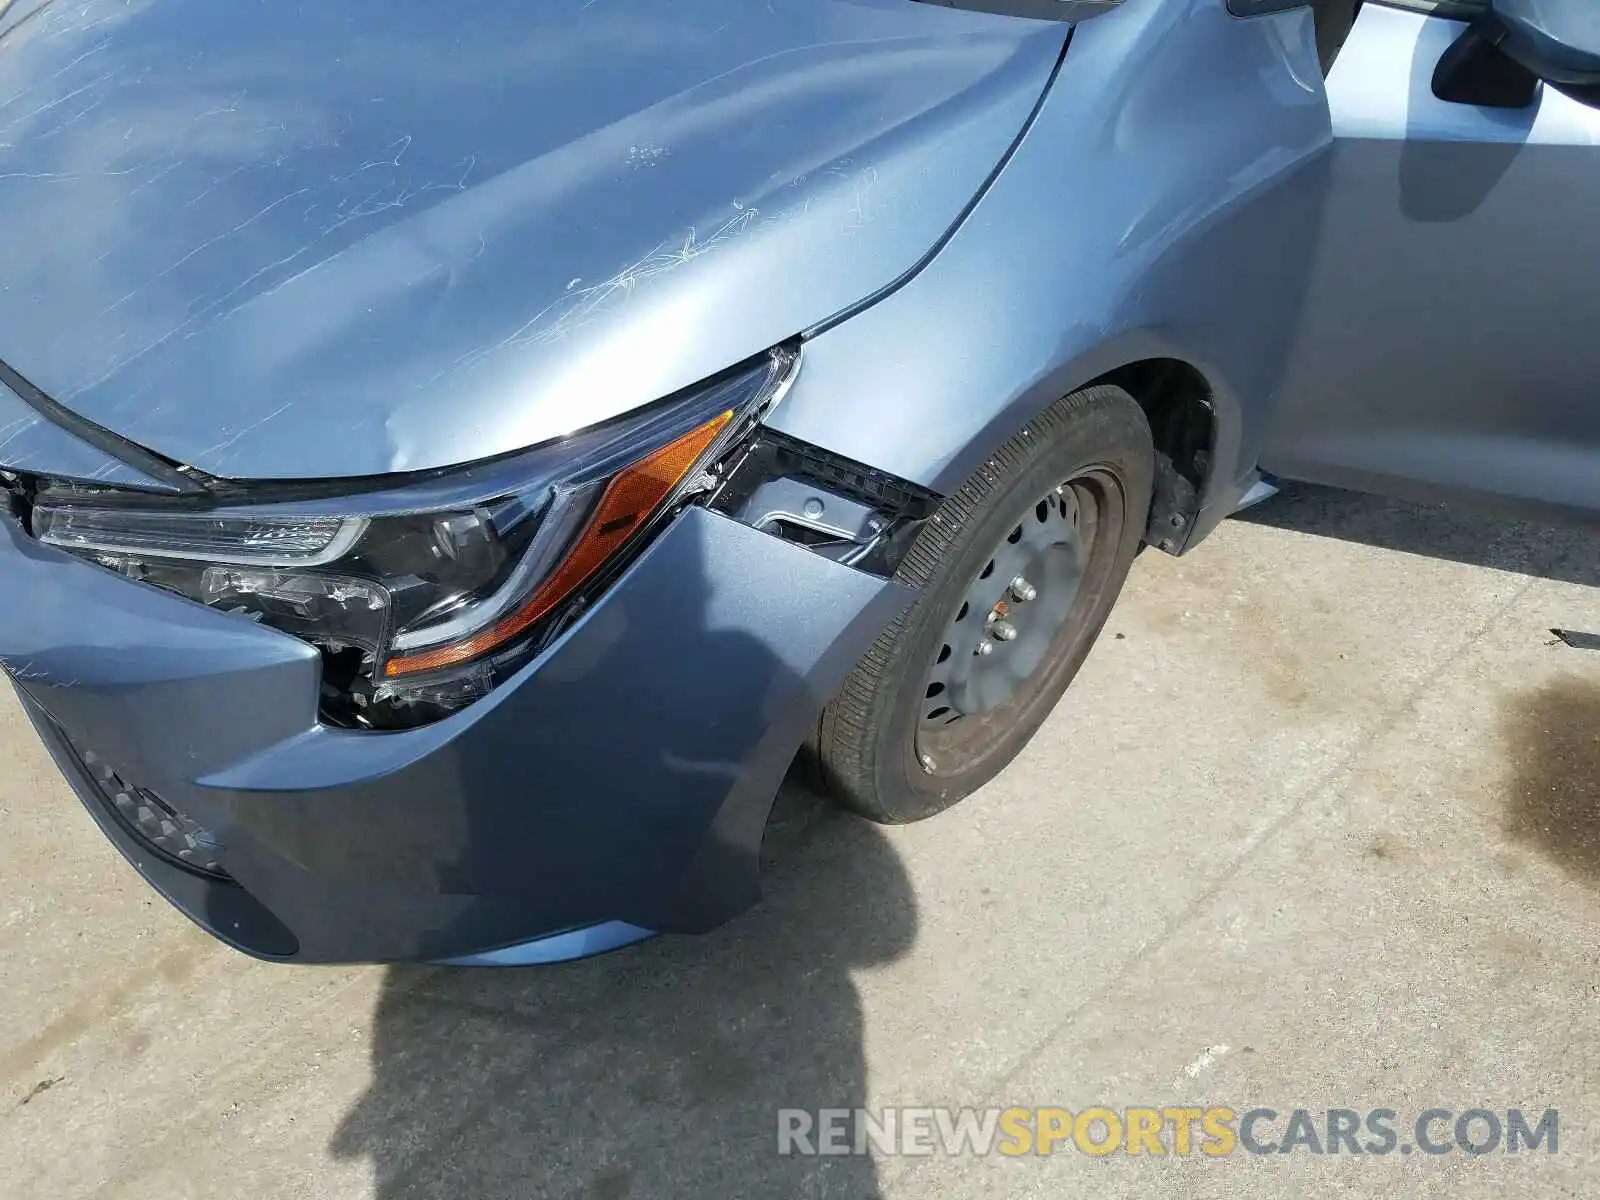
[1490,0,1600,85]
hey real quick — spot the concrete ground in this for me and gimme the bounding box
[2,482,1598,1200]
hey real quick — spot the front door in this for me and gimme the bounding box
[1260,0,1600,523]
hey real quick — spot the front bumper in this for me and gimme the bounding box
[1,505,906,963]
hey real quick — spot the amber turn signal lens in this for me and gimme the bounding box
[383,409,734,679]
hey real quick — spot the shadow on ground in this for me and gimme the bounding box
[331,783,914,1199]
[1235,482,1600,589]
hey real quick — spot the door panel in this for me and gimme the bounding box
[1260,2,1600,523]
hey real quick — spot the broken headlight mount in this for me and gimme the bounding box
[21,347,798,731]
[0,469,27,526]
[708,427,941,577]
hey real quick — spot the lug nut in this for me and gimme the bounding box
[919,753,937,773]
[1010,576,1037,602]
[975,641,994,656]
[990,620,1018,642]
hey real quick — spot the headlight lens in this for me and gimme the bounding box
[29,348,796,729]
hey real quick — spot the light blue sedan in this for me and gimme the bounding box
[0,0,1594,963]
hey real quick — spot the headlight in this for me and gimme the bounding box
[29,348,797,730]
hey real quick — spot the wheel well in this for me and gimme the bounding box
[1096,358,1215,554]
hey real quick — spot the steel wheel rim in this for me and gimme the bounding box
[915,469,1117,774]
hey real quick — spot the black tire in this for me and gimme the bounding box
[812,384,1155,823]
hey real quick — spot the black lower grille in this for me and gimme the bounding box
[59,732,229,880]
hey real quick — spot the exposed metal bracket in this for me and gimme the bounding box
[709,428,942,577]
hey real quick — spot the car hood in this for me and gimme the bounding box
[0,0,1065,481]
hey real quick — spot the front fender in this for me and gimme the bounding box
[771,0,1333,520]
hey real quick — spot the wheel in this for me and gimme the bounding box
[812,384,1155,823]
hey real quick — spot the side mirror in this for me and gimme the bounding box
[1489,0,1600,86]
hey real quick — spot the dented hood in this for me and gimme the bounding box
[0,0,1064,481]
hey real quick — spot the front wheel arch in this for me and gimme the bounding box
[770,329,1242,560]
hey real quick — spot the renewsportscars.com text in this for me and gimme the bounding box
[777,1106,1559,1158]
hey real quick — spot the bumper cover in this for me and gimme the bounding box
[1,506,906,963]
